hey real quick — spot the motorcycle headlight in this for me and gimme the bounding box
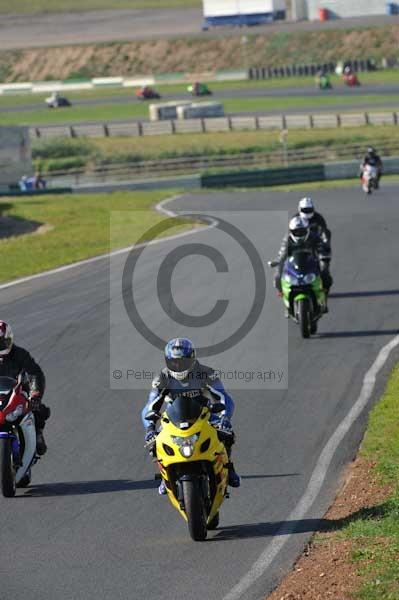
[5,404,24,423]
[284,273,299,285]
[171,434,200,458]
[303,273,317,284]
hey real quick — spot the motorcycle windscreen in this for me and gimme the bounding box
[0,376,16,394]
[288,251,319,275]
[166,396,203,428]
[0,376,16,410]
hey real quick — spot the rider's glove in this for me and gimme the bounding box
[29,390,42,411]
[144,426,157,443]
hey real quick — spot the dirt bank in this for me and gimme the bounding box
[2,25,399,82]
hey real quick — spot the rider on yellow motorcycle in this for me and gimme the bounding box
[142,338,240,494]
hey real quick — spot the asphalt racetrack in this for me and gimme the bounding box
[0,186,398,600]
[1,10,399,49]
[3,84,399,125]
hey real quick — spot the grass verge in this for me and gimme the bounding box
[269,360,399,600]
[341,363,399,599]
[31,126,399,174]
[0,190,193,283]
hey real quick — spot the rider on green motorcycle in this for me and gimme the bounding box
[275,217,332,306]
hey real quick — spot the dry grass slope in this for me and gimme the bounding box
[2,25,399,82]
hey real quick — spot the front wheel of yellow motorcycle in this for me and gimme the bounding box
[182,479,207,541]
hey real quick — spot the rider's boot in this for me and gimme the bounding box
[228,462,241,488]
[36,429,47,456]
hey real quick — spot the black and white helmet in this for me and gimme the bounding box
[289,216,310,243]
[298,197,314,220]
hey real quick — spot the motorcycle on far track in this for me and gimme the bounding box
[269,251,327,338]
[136,86,161,100]
[187,82,212,96]
[361,163,378,195]
[145,396,230,541]
[0,373,38,497]
[45,92,71,108]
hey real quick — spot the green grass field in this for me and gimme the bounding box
[0,0,200,13]
[337,363,399,599]
[0,191,192,283]
[31,125,398,174]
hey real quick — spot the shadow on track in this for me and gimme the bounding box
[330,289,399,299]
[242,473,300,480]
[21,479,157,497]
[211,501,392,541]
[319,329,399,339]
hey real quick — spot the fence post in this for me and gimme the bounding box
[394,112,398,125]
[35,127,41,138]
[255,116,259,130]
[201,118,206,133]
[364,112,369,125]
[336,114,341,127]
[228,116,233,131]
[69,126,76,138]
[171,120,176,134]
[138,121,143,136]
[103,124,109,137]
[309,114,314,128]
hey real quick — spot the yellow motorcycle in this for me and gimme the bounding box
[145,396,230,541]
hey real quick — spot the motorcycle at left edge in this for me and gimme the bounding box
[0,373,38,497]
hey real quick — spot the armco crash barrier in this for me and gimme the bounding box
[201,164,325,188]
[177,102,225,119]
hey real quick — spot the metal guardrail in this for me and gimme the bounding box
[44,139,399,186]
[30,111,399,140]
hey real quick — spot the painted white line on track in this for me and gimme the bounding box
[223,333,399,600]
[0,194,216,292]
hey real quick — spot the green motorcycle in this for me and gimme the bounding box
[269,251,326,338]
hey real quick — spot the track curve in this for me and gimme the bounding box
[0,186,398,600]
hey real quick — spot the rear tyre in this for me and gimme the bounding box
[183,479,207,541]
[207,512,220,530]
[0,438,16,497]
[299,298,311,339]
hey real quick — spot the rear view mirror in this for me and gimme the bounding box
[145,410,160,423]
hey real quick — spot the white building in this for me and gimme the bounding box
[202,0,286,28]
[289,0,393,20]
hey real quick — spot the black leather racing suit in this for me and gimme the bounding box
[294,211,331,244]
[0,345,49,430]
[275,230,333,293]
[142,362,235,457]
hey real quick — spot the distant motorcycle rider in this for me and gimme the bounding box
[360,147,383,188]
[142,337,240,495]
[0,321,49,455]
[295,197,331,244]
[275,217,333,307]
